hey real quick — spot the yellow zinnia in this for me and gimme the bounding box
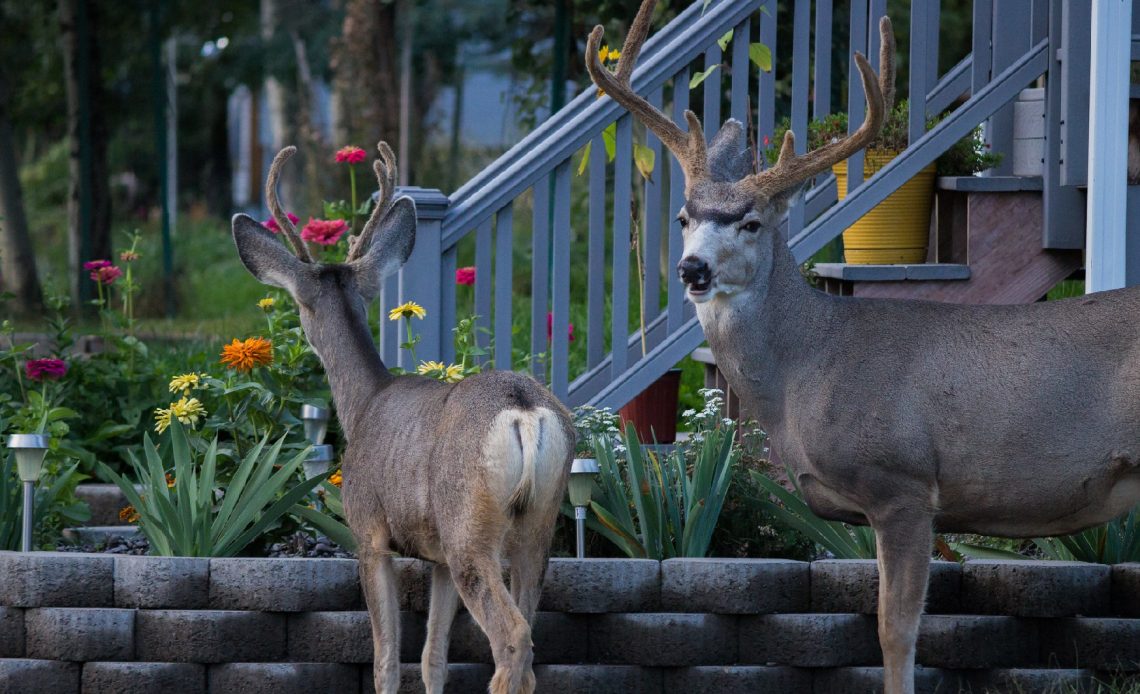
[417,360,447,376]
[258,297,276,311]
[417,361,465,383]
[154,397,207,434]
[168,373,204,395]
[443,364,464,383]
[388,301,426,321]
[219,337,274,371]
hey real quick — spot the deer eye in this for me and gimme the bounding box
[677,216,689,229]
[741,220,762,233]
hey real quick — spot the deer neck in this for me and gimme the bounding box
[306,300,393,442]
[694,231,835,430]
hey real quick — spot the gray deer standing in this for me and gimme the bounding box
[588,3,1140,693]
[230,143,574,694]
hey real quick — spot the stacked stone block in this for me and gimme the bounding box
[0,552,1137,692]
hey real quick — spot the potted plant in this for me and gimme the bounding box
[767,98,1002,265]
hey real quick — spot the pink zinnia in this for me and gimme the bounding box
[546,312,575,343]
[456,266,476,286]
[335,146,367,164]
[90,265,123,285]
[301,218,348,246]
[263,212,300,233]
[83,259,111,271]
[25,358,68,382]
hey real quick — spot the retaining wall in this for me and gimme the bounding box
[1,552,1138,693]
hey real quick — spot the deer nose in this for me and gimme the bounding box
[677,256,711,286]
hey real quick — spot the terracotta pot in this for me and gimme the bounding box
[833,149,937,264]
[618,369,682,444]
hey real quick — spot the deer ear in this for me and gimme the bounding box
[707,119,754,183]
[351,196,417,300]
[231,214,306,293]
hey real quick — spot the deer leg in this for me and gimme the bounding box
[873,511,933,694]
[450,553,533,694]
[421,563,461,694]
[358,542,401,694]
[507,540,551,694]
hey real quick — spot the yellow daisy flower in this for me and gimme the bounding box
[417,361,465,383]
[388,301,426,321]
[168,373,204,395]
[417,360,447,376]
[258,297,276,311]
[607,48,621,62]
[443,364,464,383]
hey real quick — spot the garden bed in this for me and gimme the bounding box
[2,552,1139,693]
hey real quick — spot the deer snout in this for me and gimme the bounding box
[677,256,712,290]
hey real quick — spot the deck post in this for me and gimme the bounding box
[1085,0,1132,293]
[398,187,449,367]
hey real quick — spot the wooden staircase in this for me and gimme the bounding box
[814,176,1083,305]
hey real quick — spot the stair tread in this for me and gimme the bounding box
[936,175,1043,192]
[814,263,971,282]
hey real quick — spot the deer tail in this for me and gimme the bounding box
[506,412,544,513]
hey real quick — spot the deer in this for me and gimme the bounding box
[588,3,1140,693]
[230,143,574,694]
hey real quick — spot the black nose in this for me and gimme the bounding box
[677,256,711,286]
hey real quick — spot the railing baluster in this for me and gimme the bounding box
[612,115,633,379]
[788,0,811,236]
[972,0,993,97]
[441,246,457,365]
[644,88,664,326]
[474,219,492,363]
[927,0,942,87]
[909,0,929,144]
[494,203,514,371]
[380,274,399,365]
[551,160,572,400]
[846,0,868,190]
[758,1,776,148]
[730,18,750,124]
[530,181,550,381]
[814,0,833,120]
[668,69,689,332]
[587,134,606,369]
[868,0,886,66]
[702,44,722,138]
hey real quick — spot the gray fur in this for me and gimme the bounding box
[707,120,754,182]
[232,192,573,694]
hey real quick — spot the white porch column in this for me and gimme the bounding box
[1085,0,1132,293]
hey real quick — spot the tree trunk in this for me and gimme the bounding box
[330,0,401,153]
[0,68,43,315]
[59,0,111,307]
[261,0,295,209]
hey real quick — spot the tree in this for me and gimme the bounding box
[0,66,43,315]
[58,0,112,306]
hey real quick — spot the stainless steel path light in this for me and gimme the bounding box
[568,458,600,559]
[300,405,334,479]
[7,434,50,552]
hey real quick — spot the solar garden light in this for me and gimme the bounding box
[6,434,50,552]
[568,458,600,559]
[300,405,334,479]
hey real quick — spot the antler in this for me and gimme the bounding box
[266,146,314,263]
[749,17,895,198]
[346,141,399,263]
[585,0,710,192]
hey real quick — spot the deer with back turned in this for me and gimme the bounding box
[230,143,573,694]
[587,3,1140,692]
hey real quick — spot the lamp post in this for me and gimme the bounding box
[568,458,599,559]
[300,405,334,479]
[7,434,50,552]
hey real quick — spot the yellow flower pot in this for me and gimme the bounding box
[832,150,936,264]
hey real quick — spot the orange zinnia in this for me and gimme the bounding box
[219,337,273,372]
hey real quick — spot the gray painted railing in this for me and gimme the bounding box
[380,0,1084,411]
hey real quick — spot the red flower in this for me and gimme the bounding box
[263,212,300,233]
[546,312,575,343]
[300,218,348,246]
[90,265,123,285]
[456,266,476,286]
[83,259,111,271]
[25,358,67,381]
[762,135,770,146]
[335,146,367,164]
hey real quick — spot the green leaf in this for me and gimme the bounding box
[577,141,592,176]
[633,143,656,182]
[689,64,720,89]
[602,123,617,162]
[749,43,773,72]
[294,505,357,551]
[717,29,733,52]
[701,0,712,14]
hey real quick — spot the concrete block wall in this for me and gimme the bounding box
[1,552,1138,693]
